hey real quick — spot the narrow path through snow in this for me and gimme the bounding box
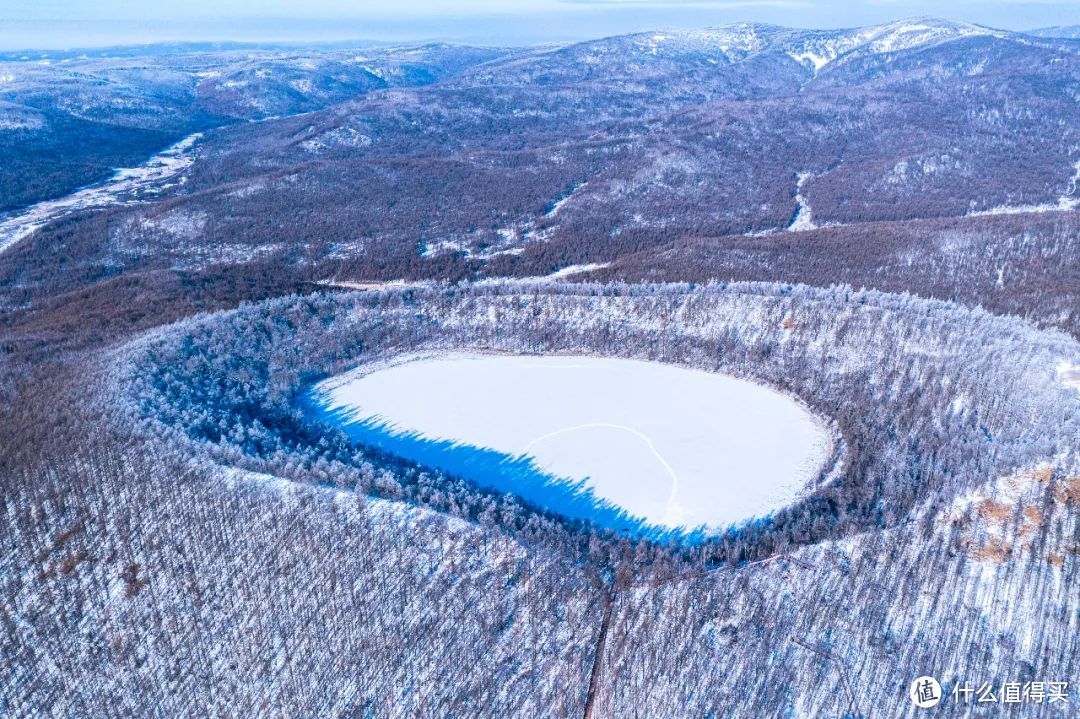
[519,421,685,526]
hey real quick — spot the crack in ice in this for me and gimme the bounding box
[519,422,687,526]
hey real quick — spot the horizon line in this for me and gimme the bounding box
[0,16,1074,56]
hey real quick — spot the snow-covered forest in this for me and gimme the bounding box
[1,15,1079,719]
[5,280,1077,716]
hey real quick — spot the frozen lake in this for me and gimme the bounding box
[307,354,832,537]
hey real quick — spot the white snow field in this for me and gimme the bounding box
[316,354,833,532]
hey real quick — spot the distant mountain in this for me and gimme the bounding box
[1026,25,1080,39]
[0,39,401,63]
[0,43,514,211]
[458,18,1010,84]
[2,18,1077,337]
[85,17,1067,283]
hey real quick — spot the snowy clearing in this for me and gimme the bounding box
[312,354,833,533]
[544,263,611,280]
[0,132,201,255]
[788,172,817,231]
[1059,362,1080,393]
[317,278,411,291]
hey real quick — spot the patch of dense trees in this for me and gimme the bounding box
[0,119,198,213]
[0,369,605,718]
[587,209,1080,339]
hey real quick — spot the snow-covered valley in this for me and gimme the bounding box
[311,354,833,534]
[0,132,201,255]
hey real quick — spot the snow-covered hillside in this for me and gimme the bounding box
[569,17,1007,74]
[784,17,1003,72]
[0,132,201,255]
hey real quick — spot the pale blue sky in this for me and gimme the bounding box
[0,0,1077,50]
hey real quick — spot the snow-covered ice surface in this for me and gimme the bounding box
[309,354,833,536]
[0,132,202,255]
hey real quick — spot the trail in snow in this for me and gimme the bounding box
[519,421,686,527]
[544,263,611,280]
[0,132,202,255]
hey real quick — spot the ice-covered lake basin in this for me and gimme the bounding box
[305,354,832,537]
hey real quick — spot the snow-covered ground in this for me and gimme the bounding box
[314,353,833,532]
[1059,361,1080,393]
[543,263,610,280]
[544,181,587,218]
[788,172,817,231]
[0,132,202,255]
[317,278,411,291]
